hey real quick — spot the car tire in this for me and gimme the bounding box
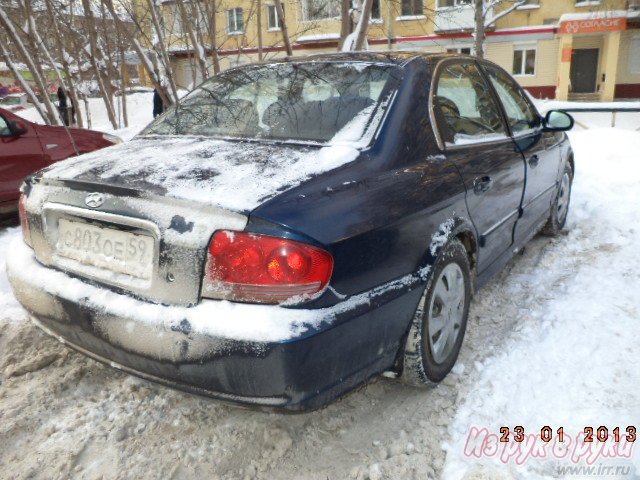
[401,238,471,387]
[542,162,573,236]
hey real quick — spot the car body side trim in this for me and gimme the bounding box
[481,208,520,239]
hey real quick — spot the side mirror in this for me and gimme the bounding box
[543,110,574,132]
[9,121,28,137]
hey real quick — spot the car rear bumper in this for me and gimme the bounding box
[7,239,424,411]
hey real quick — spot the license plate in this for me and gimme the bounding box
[56,218,154,280]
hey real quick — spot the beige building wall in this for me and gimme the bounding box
[150,0,640,99]
[617,30,640,83]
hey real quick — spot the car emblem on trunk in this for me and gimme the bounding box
[85,193,105,208]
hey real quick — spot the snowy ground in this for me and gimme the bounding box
[17,92,162,142]
[1,101,639,479]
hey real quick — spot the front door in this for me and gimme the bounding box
[433,61,526,273]
[482,64,562,242]
[570,49,599,94]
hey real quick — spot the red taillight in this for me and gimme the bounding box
[18,193,32,247]
[203,230,333,304]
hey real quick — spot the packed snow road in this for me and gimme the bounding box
[1,128,638,480]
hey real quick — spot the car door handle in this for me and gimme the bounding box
[473,176,493,195]
[528,154,540,168]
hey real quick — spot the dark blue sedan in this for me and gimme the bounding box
[9,52,574,411]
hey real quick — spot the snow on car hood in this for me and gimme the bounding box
[39,136,362,212]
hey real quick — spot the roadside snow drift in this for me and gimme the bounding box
[442,128,640,479]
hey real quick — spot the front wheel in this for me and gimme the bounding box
[542,162,573,236]
[402,239,471,386]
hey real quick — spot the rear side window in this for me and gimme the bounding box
[484,65,540,135]
[434,62,507,146]
[0,115,10,136]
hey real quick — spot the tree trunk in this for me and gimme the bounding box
[147,0,180,102]
[257,0,263,61]
[80,0,118,129]
[208,0,221,73]
[338,0,352,51]
[473,0,485,59]
[176,0,208,82]
[103,0,174,107]
[274,2,292,57]
[44,0,84,127]
[0,7,61,125]
[354,0,374,50]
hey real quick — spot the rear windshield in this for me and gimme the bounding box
[141,62,400,144]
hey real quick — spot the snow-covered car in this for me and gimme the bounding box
[8,53,574,411]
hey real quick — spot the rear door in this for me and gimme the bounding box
[0,112,45,205]
[481,64,562,243]
[432,60,526,273]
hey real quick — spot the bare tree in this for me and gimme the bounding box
[0,42,51,123]
[175,0,208,81]
[474,0,527,59]
[44,0,84,127]
[274,1,292,56]
[0,6,61,125]
[338,0,352,51]
[341,0,374,51]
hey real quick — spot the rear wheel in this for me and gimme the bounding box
[402,239,471,386]
[542,162,573,236]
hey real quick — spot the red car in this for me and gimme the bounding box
[0,107,120,214]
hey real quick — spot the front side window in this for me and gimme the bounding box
[485,65,540,135]
[513,47,536,76]
[401,0,423,16]
[267,3,283,30]
[142,62,400,145]
[301,0,340,20]
[434,62,507,145]
[227,8,244,34]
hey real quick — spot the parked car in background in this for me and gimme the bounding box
[0,93,29,112]
[9,53,574,411]
[0,107,120,215]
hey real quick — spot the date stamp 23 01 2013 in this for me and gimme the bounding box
[463,426,637,465]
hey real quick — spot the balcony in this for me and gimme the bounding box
[434,4,494,32]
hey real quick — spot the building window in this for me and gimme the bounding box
[631,36,640,74]
[447,47,472,55]
[513,47,536,76]
[227,8,244,34]
[437,0,472,8]
[301,0,340,21]
[401,0,423,16]
[267,3,284,30]
[371,0,382,20]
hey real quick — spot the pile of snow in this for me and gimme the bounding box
[442,128,640,478]
[0,228,26,323]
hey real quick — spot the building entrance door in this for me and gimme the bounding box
[570,48,599,93]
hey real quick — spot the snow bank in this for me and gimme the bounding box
[0,228,26,323]
[16,92,156,141]
[442,128,640,478]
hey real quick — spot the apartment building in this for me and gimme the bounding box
[158,0,640,100]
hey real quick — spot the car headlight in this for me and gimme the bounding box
[102,133,123,145]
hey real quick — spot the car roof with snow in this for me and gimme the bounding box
[250,51,461,68]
